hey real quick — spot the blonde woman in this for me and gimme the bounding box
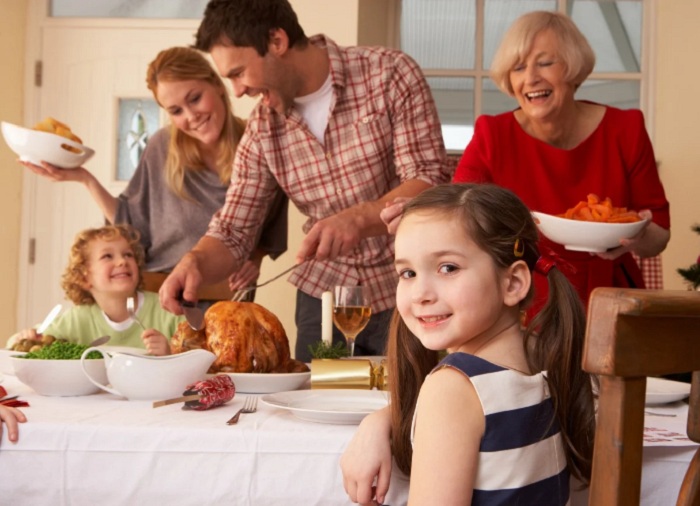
[22,47,288,298]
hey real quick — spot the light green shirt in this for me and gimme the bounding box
[43,292,184,350]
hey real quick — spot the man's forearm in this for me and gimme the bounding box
[352,179,433,237]
[190,236,237,284]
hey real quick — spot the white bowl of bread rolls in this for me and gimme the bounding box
[1,117,94,169]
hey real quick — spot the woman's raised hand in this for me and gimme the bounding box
[20,160,90,183]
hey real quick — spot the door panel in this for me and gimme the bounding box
[22,24,197,327]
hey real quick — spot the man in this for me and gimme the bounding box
[160,0,451,361]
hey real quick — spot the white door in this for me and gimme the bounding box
[18,12,201,328]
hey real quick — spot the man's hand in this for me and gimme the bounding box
[228,259,261,291]
[380,197,411,235]
[159,253,203,314]
[296,208,364,263]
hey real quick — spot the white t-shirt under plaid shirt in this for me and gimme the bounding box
[207,34,452,312]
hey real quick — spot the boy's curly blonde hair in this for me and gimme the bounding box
[61,225,146,305]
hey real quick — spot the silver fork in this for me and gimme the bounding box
[126,296,146,330]
[231,262,304,302]
[226,396,258,425]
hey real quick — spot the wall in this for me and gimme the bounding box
[0,0,26,345]
[655,0,700,290]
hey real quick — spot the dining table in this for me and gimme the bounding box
[0,373,695,506]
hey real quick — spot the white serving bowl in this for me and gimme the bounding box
[1,121,95,169]
[532,211,648,253]
[81,348,216,401]
[11,356,107,396]
[0,349,26,375]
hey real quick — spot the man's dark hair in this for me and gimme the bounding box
[195,0,307,56]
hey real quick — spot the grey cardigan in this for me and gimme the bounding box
[114,127,287,272]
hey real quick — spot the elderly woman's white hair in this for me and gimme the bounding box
[490,11,595,96]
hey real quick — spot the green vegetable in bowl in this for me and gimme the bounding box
[21,341,101,360]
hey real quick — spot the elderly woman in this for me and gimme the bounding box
[454,11,670,310]
[343,11,670,505]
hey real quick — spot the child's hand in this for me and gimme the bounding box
[141,329,172,356]
[18,328,39,342]
[0,405,27,444]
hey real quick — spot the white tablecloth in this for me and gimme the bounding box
[0,376,695,506]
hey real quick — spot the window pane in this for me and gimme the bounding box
[483,0,556,69]
[401,0,476,69]
[482,78,518,116]
[576,79,640,110]
[427,77,474,152]
[570,0,643,72]
[51,0,208,19]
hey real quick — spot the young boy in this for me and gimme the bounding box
[18,225,183,355]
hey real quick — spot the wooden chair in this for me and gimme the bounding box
[141,272,235,301]
[583,287,700,506]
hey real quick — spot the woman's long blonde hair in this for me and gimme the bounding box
[146,46,246,200]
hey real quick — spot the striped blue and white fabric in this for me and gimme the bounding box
[412,352,570,505]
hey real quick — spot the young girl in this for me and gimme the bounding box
[18,225,182,356]
[343,183,596,505]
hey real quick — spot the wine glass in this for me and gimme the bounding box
[333,286,372,357]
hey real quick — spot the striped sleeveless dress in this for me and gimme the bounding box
[412,352,570,505]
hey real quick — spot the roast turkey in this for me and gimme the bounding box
[171,301,309,374]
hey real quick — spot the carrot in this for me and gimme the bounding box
[556,196,642,223]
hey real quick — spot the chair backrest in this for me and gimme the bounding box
[583,287,700,506]
[142,272,234,301]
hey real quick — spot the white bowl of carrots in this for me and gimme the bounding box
[532,195,648,253]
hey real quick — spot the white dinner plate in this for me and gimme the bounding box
[645,377,691,406]
[261,389,389,424]
[217,371,311,394]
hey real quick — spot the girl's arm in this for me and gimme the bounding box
[408,368,484,505]
[341,406,393,505]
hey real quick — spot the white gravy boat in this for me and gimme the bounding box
[80,347,215,401]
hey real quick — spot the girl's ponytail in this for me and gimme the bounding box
[525,265,596,484]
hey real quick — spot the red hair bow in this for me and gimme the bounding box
[534,249,576,276]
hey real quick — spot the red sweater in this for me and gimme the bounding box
[454,104,670,309]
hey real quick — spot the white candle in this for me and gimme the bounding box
[321,291,333,345]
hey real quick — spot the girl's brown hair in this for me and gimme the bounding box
[490,11,595,96]
[145,46,246,200]
[61,225,145,305]
[388,183,596,485]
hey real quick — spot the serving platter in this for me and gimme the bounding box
[218,371,311,394]
[261,389,389,424]
[532,211,648,253]
[645,377,691,406]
